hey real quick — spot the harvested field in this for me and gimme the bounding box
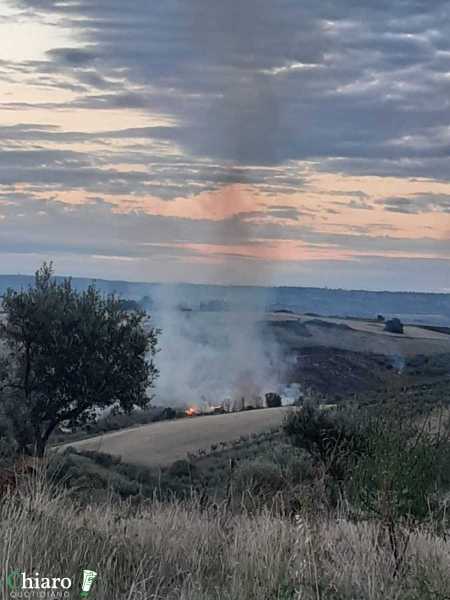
[63,407,289,467]
[267,312,450,355]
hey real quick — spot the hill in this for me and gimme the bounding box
[1,275,449,325]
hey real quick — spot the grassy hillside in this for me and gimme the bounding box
[3,444,450,600]
[3,398,450,599]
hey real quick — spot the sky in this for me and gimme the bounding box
[0,0,449,291]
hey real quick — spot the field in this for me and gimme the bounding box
[267,312,450,356]
[65,407,289,466]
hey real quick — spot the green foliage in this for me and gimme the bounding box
[351,417,450,523]
[283,404,366,479]
[284,403,450,530]
[0,262,159,456]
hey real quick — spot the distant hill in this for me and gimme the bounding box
[0,274,156,298]
[0,274,449,325]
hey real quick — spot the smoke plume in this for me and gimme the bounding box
[151,1,285,408]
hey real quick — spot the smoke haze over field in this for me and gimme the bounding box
[151,289,284,409]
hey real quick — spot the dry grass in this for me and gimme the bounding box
[1,476,449,600]
[61,407,289,467]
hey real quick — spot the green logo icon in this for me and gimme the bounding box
[5,570,21,590]
[80,570,97,598]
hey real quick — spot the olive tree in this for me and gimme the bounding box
[0,263,159,456]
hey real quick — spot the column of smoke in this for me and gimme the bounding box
[152,0,286,410]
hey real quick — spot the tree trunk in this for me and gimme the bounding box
[34,421,58,457]
[35,437,47,458]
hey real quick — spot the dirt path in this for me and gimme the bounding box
[63,407,289,467]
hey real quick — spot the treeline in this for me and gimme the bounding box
[1,275,450,322]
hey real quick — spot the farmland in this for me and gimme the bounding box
[60,312,450,464]
[266,312,450,356]
[65,407,289,467]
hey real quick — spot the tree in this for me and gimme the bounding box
[0,263,159,456]
[283,404,367,480]
[265,393,282,408]
[384,318,404,334]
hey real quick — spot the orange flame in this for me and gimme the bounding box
[185,407,198,417]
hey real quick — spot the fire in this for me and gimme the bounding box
[185,407,198,417]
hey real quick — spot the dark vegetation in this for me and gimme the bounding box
[51,405,185,445]
[283,347,397,398]
[265,393,282,408]
[385,317,404,334]
[0,263,159,456]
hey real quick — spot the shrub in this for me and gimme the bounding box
[77,449,122,467]
[233,459,284,497]
[283,405,366,479]
[265,393,282,408]
[160,407,177,421]
[384,318,404,334]
[168,459,197,479]
[351,418,450,524]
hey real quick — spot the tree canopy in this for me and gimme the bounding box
[0,263,159,456]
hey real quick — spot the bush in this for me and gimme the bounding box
[160,407,177,421]
[283,405,366,479]
[265,393,282,408]
[77,449,122,467]
[233,459,284,497]
[351,418,450,524]
[168,459,197,479]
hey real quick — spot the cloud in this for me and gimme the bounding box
[380,194,450,214]
[0,193,447,260]
[46,47,98,66]
[8,0,450,177]
[2,0,450,289]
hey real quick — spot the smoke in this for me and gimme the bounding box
[151,287,284,408]
[149,2,285,408]
[188,0,281,167]
[391,353,406,374]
